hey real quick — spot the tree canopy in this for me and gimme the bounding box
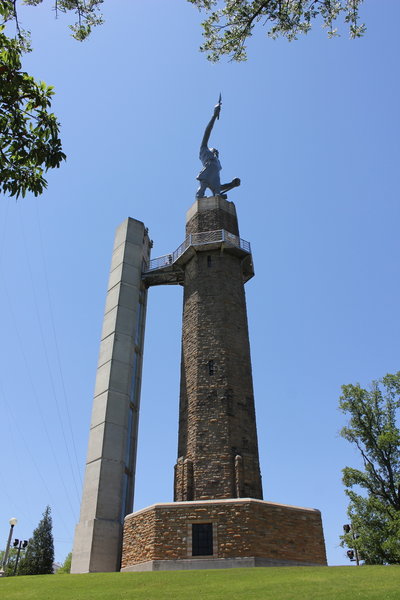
[1,0,368,197]
[0,547,19,576]
[0,0,103,198]
[56,551,72,574]
[339,372,400,564]
[188,0,366,61]
[18,505,55,575]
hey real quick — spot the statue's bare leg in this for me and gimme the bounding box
[196,182,208,198]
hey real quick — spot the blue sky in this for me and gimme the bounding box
[1,0,399,567]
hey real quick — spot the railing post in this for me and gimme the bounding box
[222,229,225,242]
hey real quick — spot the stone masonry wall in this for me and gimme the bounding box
[175,198,262,501]
[121,499,327,568]
[185,198,239,238]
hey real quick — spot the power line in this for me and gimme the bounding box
[0,380,72,537]
[35,203,83,490]
[19,210,82,506]
[0,278,79,524]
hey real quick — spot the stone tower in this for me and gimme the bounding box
[174,197,262,502]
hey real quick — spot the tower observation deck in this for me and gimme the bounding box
[142,228,254,287]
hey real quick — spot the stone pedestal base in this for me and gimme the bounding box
[121,498,327,572]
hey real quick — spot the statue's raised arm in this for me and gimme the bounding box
[200,101,221,151]
[196,97,241,199]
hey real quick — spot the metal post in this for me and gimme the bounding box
[12,540,27,576]
[352,529,360,566]
[343,523,360,566]
[1,519,17,573]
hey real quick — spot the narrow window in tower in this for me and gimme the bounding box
[192,523,213,556]
[208,360,215,375]
[207,255,212,267]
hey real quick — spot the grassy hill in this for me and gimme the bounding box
[1,565,399,600]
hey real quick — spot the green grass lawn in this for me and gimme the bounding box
[1,566,399,600]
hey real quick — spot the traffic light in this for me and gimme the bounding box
[347,550,355,561]
[13,539,19,547]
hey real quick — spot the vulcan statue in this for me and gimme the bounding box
[196,96,241,199]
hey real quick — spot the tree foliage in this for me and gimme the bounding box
[18,505,55,575]
[0,0,103,198]
[20,0,104,42]
[0,17,65,198]
[56,551,72,574]
[1,1,368,197]
[339,372,400,564]
[0,547,19,576]
[188,0,366,62]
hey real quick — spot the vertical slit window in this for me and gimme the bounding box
[207,255,212,268]
[208,360,215,375]
[135,298,143,346]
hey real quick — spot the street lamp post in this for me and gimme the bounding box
[0,518,18,576]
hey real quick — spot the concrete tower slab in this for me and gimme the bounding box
[71,218,150,573]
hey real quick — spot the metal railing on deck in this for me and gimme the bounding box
[144,229,251,273]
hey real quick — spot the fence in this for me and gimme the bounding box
[144,229,251,272]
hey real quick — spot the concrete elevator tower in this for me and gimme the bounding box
[71,219,151,573]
